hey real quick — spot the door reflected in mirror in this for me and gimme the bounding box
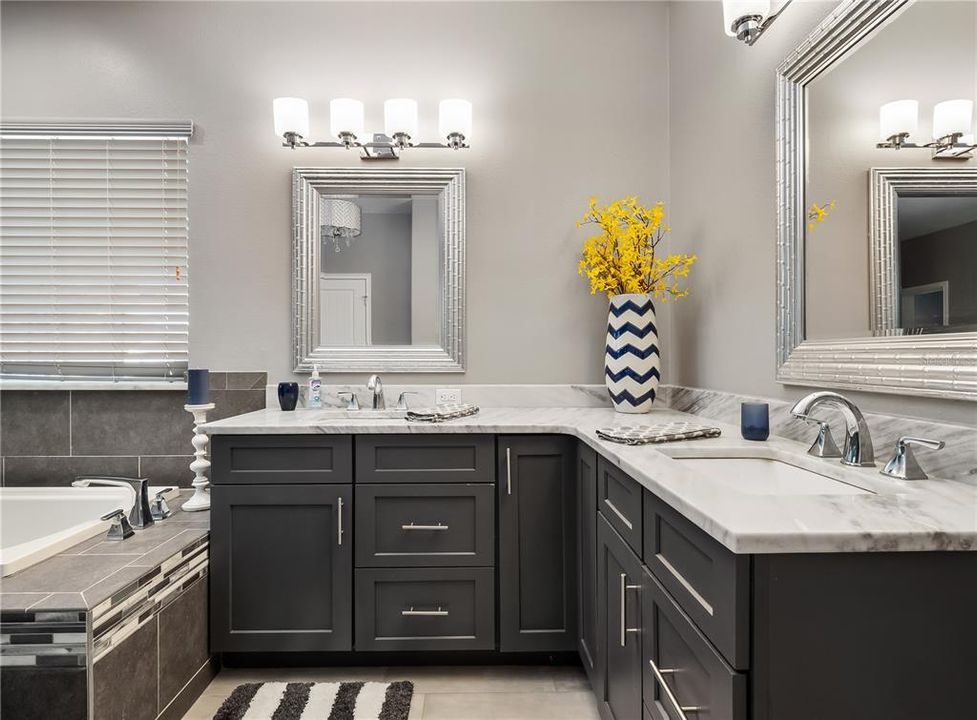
[897,194,977,334]
[319,194,441,348]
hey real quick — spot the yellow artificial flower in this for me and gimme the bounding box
[576,197,697,301]
[807,200,836,232]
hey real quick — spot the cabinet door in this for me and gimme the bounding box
[597,514,643,720]
[577,442,602,695]
[498,435,577,652]
[210,484,352,652]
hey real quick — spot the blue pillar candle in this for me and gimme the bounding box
[741,402,770,441]
[187,369,210,405]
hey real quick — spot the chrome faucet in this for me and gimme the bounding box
[73,476,155,528]
[790,391,875,467]
[367,374,385,410]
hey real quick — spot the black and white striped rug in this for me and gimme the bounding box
[213,681,414,720]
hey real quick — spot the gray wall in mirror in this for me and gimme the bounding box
[0,1,669,385]
[805,0,976,341]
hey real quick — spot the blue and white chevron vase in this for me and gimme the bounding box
[605,293,660,413]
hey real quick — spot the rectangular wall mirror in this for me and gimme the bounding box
[293,168,465,373]
[776,0,976,400]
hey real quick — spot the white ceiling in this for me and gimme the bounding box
[898,194,977,240]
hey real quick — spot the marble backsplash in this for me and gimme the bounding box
[659,385,977,483]
[269,381,975,482]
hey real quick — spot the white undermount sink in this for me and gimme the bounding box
[661,449,875,496]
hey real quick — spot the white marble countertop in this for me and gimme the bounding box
[201,406,977,554]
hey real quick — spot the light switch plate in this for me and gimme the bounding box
[436,388,461,404]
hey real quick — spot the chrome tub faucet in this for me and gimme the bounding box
[790,391,875,467]
[73,476,155,528]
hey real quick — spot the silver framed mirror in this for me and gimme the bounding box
[776,0,976,401]
[292,167,465,373]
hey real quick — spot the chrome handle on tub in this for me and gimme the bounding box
[100,508,134,541]
[402,606,448,616]
[337,497,344,546]
[649,659,705,719]
[402,523,449,531]
[619,572,641,647]
[506,447,512,495]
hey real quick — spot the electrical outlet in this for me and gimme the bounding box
[436,388,461,404]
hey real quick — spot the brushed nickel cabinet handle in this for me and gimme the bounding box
[619,572,641,647]
[401,606,448,617]
[402,523,449,531]
[506,447,512,495]
[649,659,705,718]
[337,496,343,546]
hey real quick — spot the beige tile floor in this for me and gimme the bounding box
[181,664,600,720]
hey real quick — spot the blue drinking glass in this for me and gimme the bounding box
[741,402,769,441]
[278,382,299,411]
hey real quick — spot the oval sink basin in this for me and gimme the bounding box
[671,456,874,496]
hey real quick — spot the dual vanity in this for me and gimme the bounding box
[202,404,977,720]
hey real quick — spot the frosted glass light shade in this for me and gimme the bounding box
[273,97,310,137]
[722,0,771,37]
[384,98,419,138]
[933,99,974,140]
[330,98,365,140]
[439,99,472,141]
[879,100,918,140]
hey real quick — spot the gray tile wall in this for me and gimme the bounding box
[0,372,266,487]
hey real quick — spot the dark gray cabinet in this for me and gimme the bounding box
[355,483,495,567]
[355,435,495,484]
[642,567,746,720]
[210,483,352,652]
[498,435,577,652]
[576,442,601,695]
[596,513,643,720]
[210,434,352,484]
[354,567,495,651]
[597,457,643,554]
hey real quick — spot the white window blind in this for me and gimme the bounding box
[0,122,191,383]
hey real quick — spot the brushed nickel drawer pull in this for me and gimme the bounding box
[401,606,449,616]
[619,572,641,647]
[604,498,634,531]
[649,659,706,718]
[337,497,344,546]
[506,447,512,495]
[402,523,449,531]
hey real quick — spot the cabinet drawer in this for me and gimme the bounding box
[355,484,495,567]
[643,491,750,670]
[355,435,495,484]
[642,567,747,720]
[354,567,495,651]
[597,457,643,554]
[211,435,352,484]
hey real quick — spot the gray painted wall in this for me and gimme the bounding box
[0,0,669,385]
[666,0,975,427]
[322,211,413,345]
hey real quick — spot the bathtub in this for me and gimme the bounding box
[0,486,180,577]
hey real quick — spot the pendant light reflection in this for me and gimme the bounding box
[320,197,362,252]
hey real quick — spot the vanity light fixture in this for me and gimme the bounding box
[722,0,792,45]
[273,96,472,159]
[877,98,975,160]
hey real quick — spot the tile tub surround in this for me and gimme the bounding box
[202,406,977,554]
[0,492,213,720]
[0,371,267,487]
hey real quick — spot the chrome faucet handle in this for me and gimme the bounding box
[100,508,135,541]
[337,391,360,410]
[794,414,842,458]
[881,436,945,481]
[150,490,172,521]
[396,391,418,411]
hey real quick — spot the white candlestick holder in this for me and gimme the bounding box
[183,402,216,512]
